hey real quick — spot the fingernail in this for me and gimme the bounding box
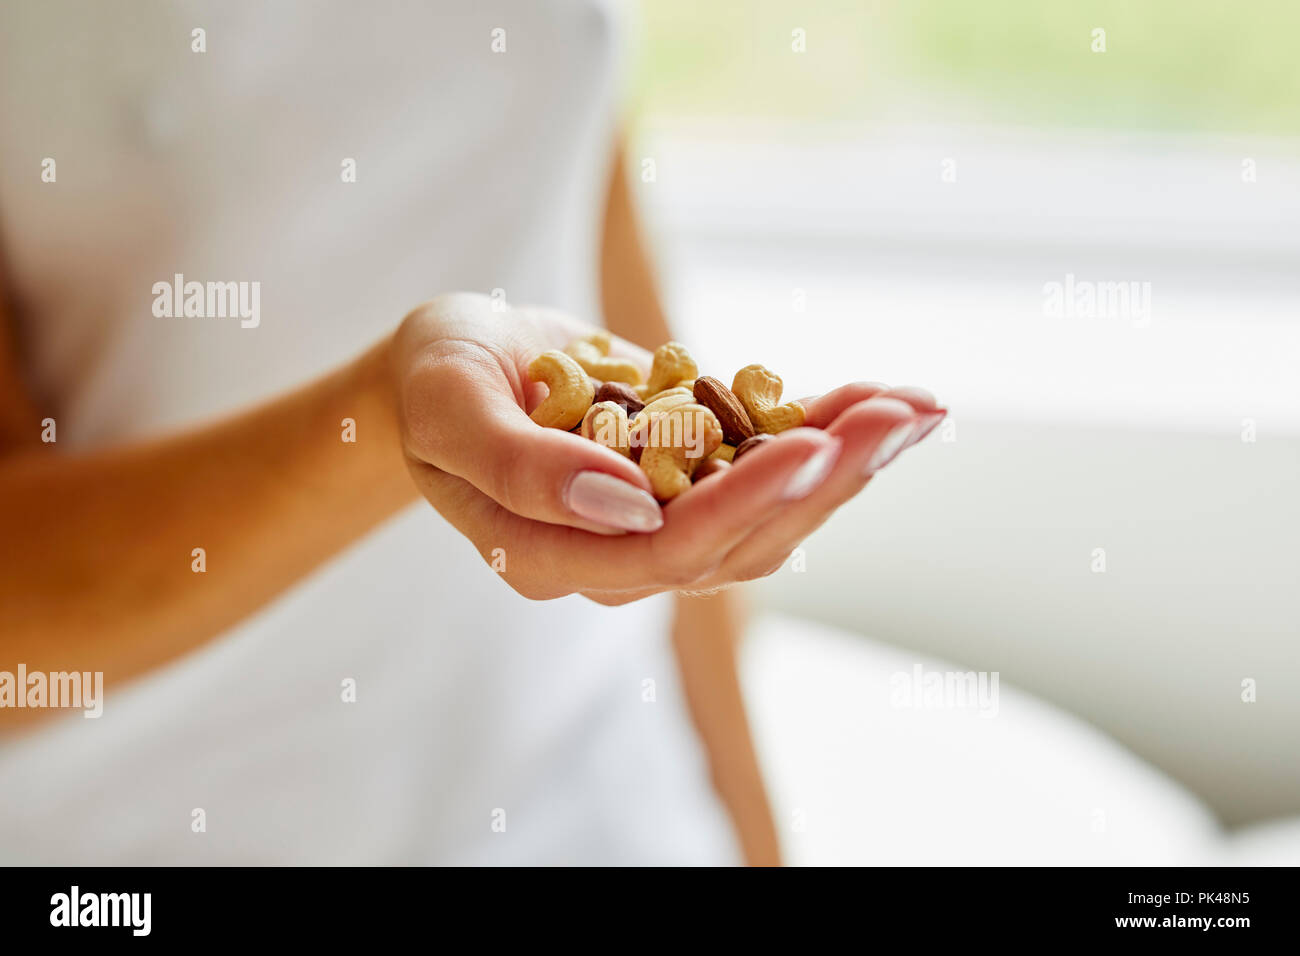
[565,471,664,532]
[782,439,842,501]
[906,409,947,448]
[864,420,916,475]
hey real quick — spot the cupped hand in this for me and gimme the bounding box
[392,293,945,604]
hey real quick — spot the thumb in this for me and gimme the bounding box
[403,345,663,534]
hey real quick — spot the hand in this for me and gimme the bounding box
[392,293,945,604]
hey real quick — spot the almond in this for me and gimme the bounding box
[732,433,774,462]
[692,376,755,446]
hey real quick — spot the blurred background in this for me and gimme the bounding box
[626,0,1299,864]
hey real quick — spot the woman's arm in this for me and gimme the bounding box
[0,312,414,724]
[4,136,936,747]
[599,135,783,865]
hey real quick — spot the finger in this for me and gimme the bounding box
[715,396,920,581]
[404,341,661,534]
[874,386,946,448]
[412,426,849,596]
[798,381,889,427]
[799,381,943,434]
[573,428,844,592]
[642,427,844,584]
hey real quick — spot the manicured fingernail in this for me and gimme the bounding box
[782,439,842,501]
[864,420,916,475]
[565,471,664,532]
[906,409,947,448]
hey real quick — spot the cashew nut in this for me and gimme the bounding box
[709,443,737,463]
[731,364,805,434]
[635,387,693,417]
[645,341,699,396]
[628,387,694,462]
[642,385,696,405]
[580,401,630,457]
[638,403,723,501]
[528,349,595,430]
[563,331,644,386]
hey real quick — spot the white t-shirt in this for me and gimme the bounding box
[0,0,740,865]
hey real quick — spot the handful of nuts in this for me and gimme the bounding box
[527,335,806,502]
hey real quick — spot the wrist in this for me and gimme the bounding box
[336,331,417,511]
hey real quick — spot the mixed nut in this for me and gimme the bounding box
[527,333,806,502]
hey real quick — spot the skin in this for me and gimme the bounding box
[0,139,944,865]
